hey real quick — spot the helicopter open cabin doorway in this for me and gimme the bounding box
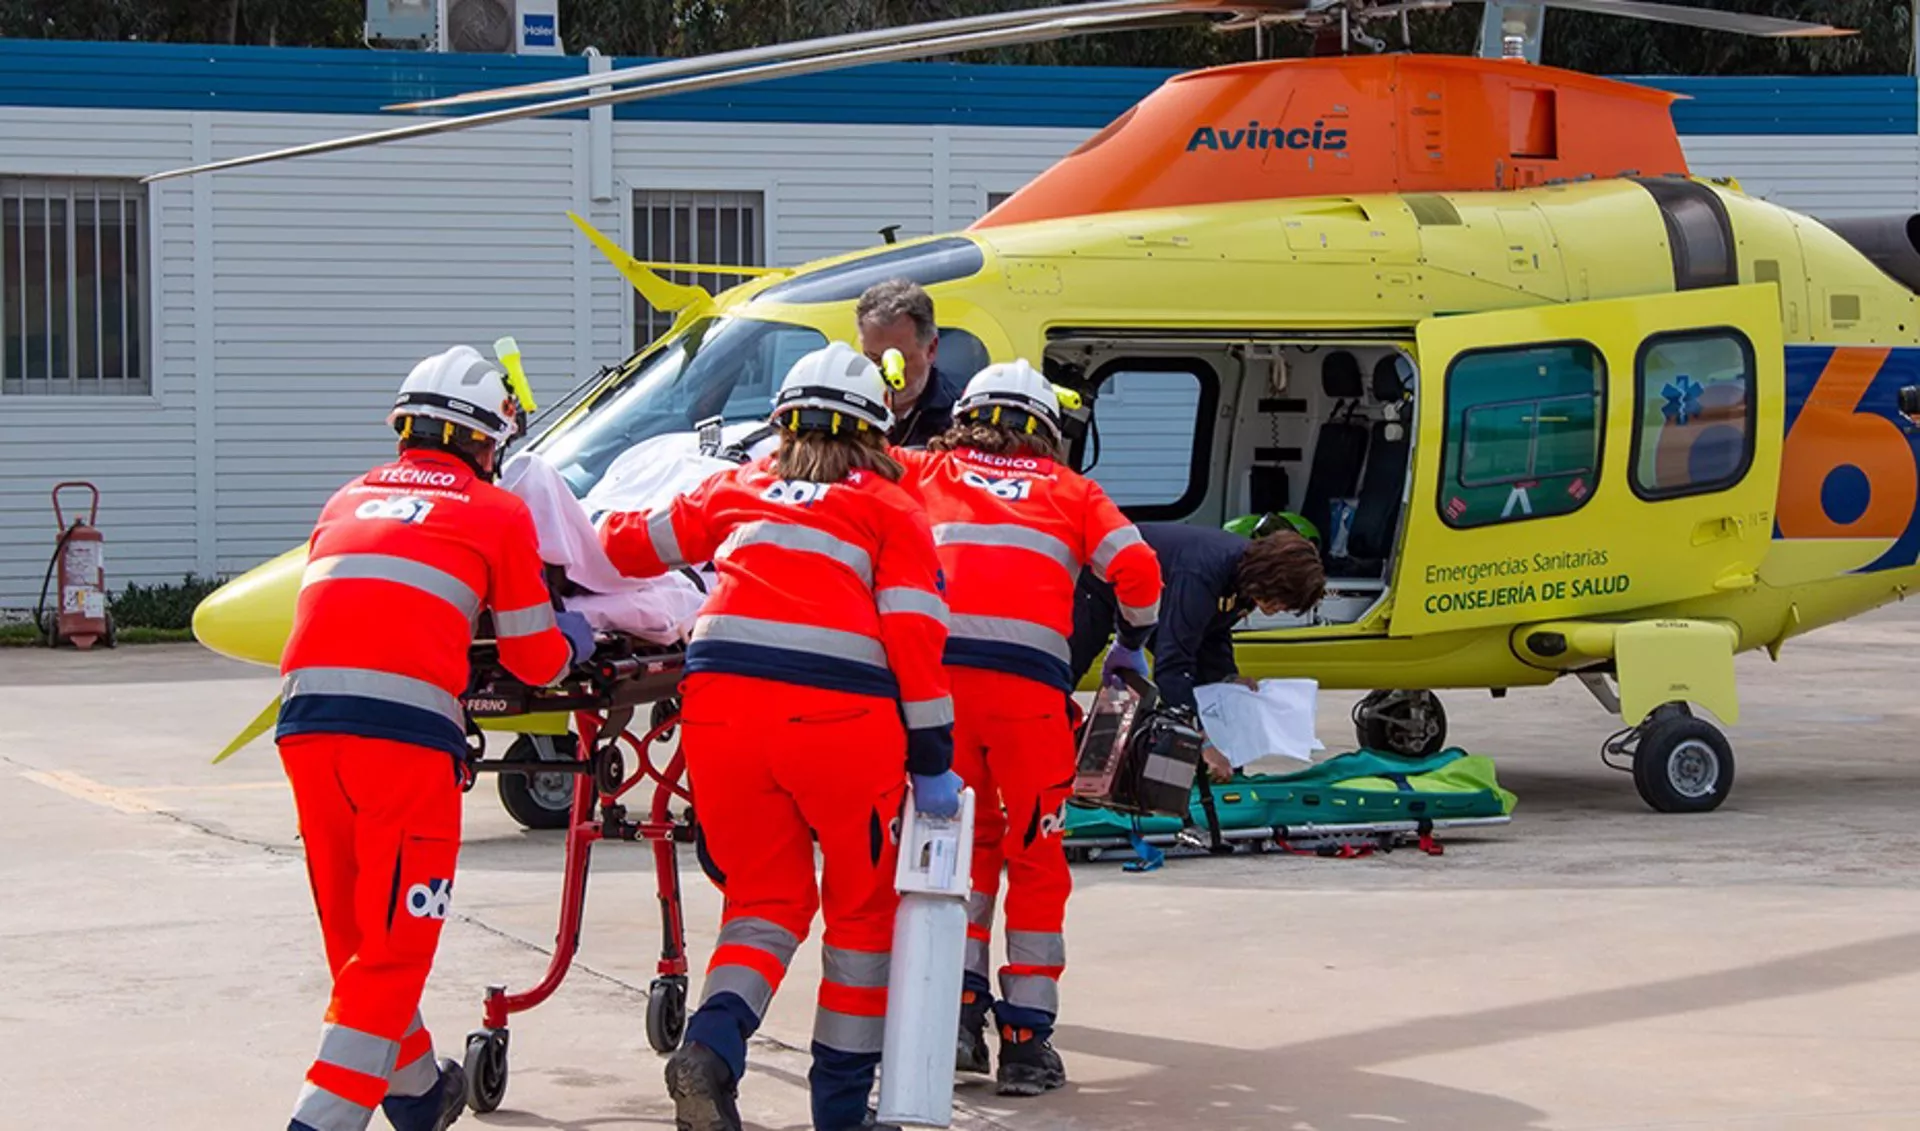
[1049,333,1421,640]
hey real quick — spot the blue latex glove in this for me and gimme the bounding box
[556,609,596,665]
[909,770,964,819]
[1101,642,1148,685]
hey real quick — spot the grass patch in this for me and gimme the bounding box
[117,627,195,645]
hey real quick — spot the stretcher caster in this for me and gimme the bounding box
[497,733,576,830]
[464,1028,510,1114]
[646,975,688,1054]
[1353,689,1447,757]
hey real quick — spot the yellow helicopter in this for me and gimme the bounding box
[166,0,1906,816]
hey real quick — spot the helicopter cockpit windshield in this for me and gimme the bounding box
[532,315,828,496]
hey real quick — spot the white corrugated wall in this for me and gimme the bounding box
[0,104,1915,605]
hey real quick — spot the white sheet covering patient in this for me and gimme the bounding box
[498,424,781,645]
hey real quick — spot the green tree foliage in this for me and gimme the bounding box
[1,1,1911,74]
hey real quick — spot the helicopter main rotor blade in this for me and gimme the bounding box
[143,10,1206,183]
[388,0,1247,112]
[1536,0,1853,38]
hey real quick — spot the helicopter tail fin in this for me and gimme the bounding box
[568,210,714,315]
[214,695,282,764]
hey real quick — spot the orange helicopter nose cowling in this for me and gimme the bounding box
[974,54,1690,228]
[192,545,307,668]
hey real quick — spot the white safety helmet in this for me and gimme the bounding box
[388,344,526,447]
[769,341,896,436]
[954,358,1066,442]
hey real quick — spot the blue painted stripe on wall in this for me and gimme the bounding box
[0,38,1913,135]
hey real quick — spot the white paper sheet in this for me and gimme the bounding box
[1193,678,1325,768]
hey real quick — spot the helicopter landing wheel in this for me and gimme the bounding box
[1353,689,1448,758]
[1610,703,1734,814]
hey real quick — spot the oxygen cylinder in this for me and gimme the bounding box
[876,787,976,1127]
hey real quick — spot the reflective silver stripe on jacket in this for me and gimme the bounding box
[291,1082,375,1131]
[876,586,949,626]
[715,915,802,966]
[702,964,775,1019]
[931,522,1077,574]
[902,696,955,730]
[648,509,686,568]
[822,945,890,990]
[315,1022,399,1080]
[814,1007,886,1054]
[493,602,556,638]
[302,553,480,620]
[1089,525,1145,580]
[948,613,1071,663]
[1006,929,1067,969]
[1118,598,1161,628]
[692,615,888,668]
[281,666,465,727]
[717,520,873,585]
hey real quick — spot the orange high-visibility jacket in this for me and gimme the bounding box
[278,449,573,759]
[600,457,954,775]
[899,447,1162,690]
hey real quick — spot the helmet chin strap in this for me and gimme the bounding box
[397,414,499,480]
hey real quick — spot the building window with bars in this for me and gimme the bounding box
[2,178,149,396]
[632,189,765,348]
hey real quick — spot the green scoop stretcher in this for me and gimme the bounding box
[1062,749,1517,868]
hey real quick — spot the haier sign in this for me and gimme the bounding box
[517,0,561,55]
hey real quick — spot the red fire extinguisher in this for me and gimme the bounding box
[46,482,113,650]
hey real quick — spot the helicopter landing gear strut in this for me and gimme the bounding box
[1582,675,1735,813]
[1353,689,1448,758]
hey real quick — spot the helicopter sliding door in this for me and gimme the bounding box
[1393,284,1784,638]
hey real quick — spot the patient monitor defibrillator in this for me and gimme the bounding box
[1073,671,1206,818]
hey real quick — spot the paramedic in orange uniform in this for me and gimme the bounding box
[276,345,596,1131]
[599,342,959,1131]
[897,360,1163,1097]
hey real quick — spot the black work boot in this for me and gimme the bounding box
[381,1058,467,1131]
[956,991,992,1075]
[995,1028,1066,1098]
[664,1041,743,1131]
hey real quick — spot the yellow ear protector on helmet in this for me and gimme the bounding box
[880,348,907,391]
[494,337,538,439]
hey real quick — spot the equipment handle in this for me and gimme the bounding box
[52,481,99,530]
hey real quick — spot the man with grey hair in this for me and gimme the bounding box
[857,278,964,448]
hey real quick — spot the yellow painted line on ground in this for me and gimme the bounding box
[20,770,174,815]
[134,781,285,794]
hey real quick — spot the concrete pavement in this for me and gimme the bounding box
[5,603,1920,1130]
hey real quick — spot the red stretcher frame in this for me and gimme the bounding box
[458,634,695,1114]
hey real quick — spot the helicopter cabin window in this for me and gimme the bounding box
[1439,342,1604,529]
[1630,329,1755,500]
[2,177,149,396]
[631,189,765,347]
[1082,359,1216,519]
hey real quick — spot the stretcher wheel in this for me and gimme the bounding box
[646,975,688,1054]
[497,734,577,830]
[464,1028,509,1113]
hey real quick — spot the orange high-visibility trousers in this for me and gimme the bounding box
[948,667,1073,1037]
[675,672,909,1131]
[280,733,462,1131]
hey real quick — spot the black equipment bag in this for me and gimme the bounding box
[1073,671,1206,818]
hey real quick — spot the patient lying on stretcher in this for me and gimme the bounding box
[497,424,777,645]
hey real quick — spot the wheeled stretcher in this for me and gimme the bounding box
[452,625,696,1114]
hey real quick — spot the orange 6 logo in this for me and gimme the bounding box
[1777,346,1920,561]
